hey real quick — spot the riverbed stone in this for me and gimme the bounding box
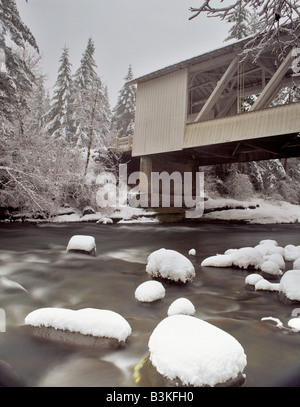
[66,235,96,256]
[147,315,247,387]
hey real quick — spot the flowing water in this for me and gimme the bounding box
[0,222,300,387]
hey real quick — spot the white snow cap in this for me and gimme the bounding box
[146,249,195,283]
[284,245,300,262]
[167,298,195,316]
[288,318,300,332]
[66,235,96,254]
[135,280,165,303]
[25,308,132,342]
[245,273,264,286]
[260,260,283,276]
[279,270,300,301]
[255,278,280,292]
[293,257,300,270]
[201,254,233,268]
[148,315,247,387]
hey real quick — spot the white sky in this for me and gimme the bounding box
[16,0,230,108]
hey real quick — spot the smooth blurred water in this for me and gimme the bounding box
[0,222,300,387]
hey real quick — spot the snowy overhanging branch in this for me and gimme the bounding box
[189,1,300,59]
[189,0,300,22]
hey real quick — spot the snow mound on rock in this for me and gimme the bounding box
[25,308,132,342]
[279,270,300,301]
[201,254,233,268]
[260,260,283,276]
[146,249,195,283]
[66,235,96,256]
[167,298,195,317]
[148,315,247,387]
[135,281,165,303]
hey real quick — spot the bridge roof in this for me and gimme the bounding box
[126,38,248,86]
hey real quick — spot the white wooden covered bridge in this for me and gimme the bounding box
[119,34,300,197]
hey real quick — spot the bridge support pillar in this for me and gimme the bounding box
[138,153,200,209]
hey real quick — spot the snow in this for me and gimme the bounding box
[167,298,195,317]
[293,257,300,269]
[202,199,300,224]
[231,247,263,270]
[66,235,96,254]
[134,281,165,303]
[287,318,300,332]
[201,254,233,268]
[25,308,132,342]
[284,245,300,261]
[96,217,113,224]
[279,270,300,301]
[260,260,283,276]
[146,249,196,283]
[263,253,285,270]
[255,278,280,292]
[261,317,283,328]
[245,273,264,286]
[148,315,247,387]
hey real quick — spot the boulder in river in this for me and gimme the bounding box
[146,249,195,283]
[147,315,247,387]
[24,308,132,349]
[66,235,96,256]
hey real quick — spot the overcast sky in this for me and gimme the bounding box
[16,0,230,107]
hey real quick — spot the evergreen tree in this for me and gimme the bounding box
[73,38,111,148]
[0,0,39,123]
[45,46,75,143]
[112,65,136,139]
[224,4,251,42]
[72,38,112,175]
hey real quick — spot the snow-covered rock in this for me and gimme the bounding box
[231,247,263,270]
[135,281,165,303]
[287,318,300,332]
[260,260,283,277]
[167,298,195,317]
[25,308,132,344]
[255,278,280,292]
[279,270,300,302]
[146,249,195,283]
[263,253,285,270]
[293,257,300,270]
[284,245,300,262]
[96,217,113,225]
[148,315,247,387]
[245,273,264,286]
[66,235,96,256]
[201,254,233,268]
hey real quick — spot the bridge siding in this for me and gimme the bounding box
[132,69,188,157]
[184,103,300,149]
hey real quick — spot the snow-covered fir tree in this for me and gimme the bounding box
[45,46,75,143]
[112,65,136,139]
[0,0,39,124]
[72,38,111,149]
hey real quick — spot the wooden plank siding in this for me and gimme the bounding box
[132,69,188,157]
[184,103,300,149]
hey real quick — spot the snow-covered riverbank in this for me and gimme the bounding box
[2,197,300,225]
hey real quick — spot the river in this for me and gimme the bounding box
[0,222,299,387]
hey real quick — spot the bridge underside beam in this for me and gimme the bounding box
[171,132,300,166]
